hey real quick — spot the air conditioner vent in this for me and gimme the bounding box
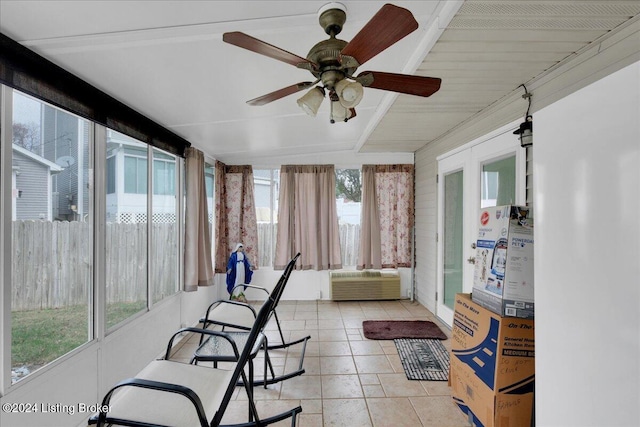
[329,271,401,301]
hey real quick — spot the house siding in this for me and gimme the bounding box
[43,105,83,220]
[13,151,50,220]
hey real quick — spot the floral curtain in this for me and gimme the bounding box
[184,147,214,291]
[214,162,259,273]
[274,165,342,270]
[357,164,414,269]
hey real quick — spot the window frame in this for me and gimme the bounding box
[0,85,187,394]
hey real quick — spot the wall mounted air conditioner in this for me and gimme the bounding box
[329,270,401,301]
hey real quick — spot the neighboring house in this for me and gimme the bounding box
[106,129,177,224]
[12,144,63,221]
[12,95,88,221]
[41,103,90,221]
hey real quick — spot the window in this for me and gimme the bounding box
[151,148,179,304]
[253,168,362,267]
[253,169,278,267]
[124,155,147,194]
[335,169,361,266]
[2,81,187,391]
[481,156,516,208]
[106,132,148,329]
[205,161,215,264]
[10,91,93,383]
[106,156,116,194]
[153,153,176,196]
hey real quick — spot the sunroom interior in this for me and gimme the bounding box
[0,1,639,426]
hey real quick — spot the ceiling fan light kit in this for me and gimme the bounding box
[223,2,442,123]
[297,86,325,117]
[335,79,364,109]
[330,100,355,123]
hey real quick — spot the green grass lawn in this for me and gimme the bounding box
[12,302,145,369]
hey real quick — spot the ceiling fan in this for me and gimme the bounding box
[223,2,442,122]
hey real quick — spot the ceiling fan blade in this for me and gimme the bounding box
[247,82,316,106]
[357,71,441,97]
[340,4,418,67]
[223,32,317,69]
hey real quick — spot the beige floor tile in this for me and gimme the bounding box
[235,381,282,401]
[321,374,364,398]
[295,301,318,309]
[294,310,319,320]
[254,399,302,421]
[304,320,320,329]
[320,355,357,375]
[366,397,423,427]
[194,300,465,427]
[295,356,320,375]
[386,353,405,374]
[358,373,380,385]
[280,320,307,330]
[264,329,291,345]
[280,374,322,399]
[318,308,340,319]
[342,317,367,328]
[363,384,386,398]
[319,329,347,341]
[273,310,295,320]
[339,310,365,319]
[300,399,323,414]
[353,355,395,374]
[422,380,456,396]
[378,373,428,397]
[322,399,372,427]
[276,302,297,311]
[319,341,352,356]
[410,396,472,427]
[297,413,323,427]
[361,309,391,319]
[219,400,252,424]
[318,319,345,329]
[350,340,385,355]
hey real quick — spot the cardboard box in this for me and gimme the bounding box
[472,205,534,318]
[449,293,535,427]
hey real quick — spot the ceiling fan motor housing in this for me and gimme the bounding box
[307,38,356,89]
[310,3,357,90]
[318,3,347,35]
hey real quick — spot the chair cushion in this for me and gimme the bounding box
[202,302,257,330]
[105,360,233,427]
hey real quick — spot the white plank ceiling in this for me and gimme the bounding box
[1,1,639,164]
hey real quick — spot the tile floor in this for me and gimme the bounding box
[173,299,471,427]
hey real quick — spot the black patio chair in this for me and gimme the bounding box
[88,283,301,427]
[198,253,304,351]
[191,253,309,388]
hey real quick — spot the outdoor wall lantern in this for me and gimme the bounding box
[513,84,533,147]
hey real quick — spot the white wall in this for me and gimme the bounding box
[245,267,413,301]
[534,61,639,427]
[0,283,218,427]
[413,18,640,321]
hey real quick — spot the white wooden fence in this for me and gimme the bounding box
[254,223,360,267]
[12,221,178,311]
[11,221,360,311]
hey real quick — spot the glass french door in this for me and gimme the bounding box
[436,126,525,326]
